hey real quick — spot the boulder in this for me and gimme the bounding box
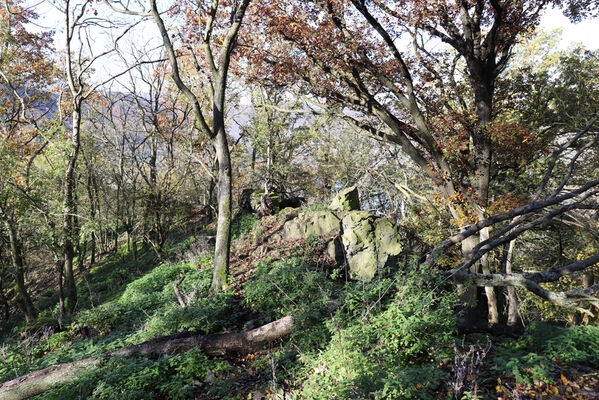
[340,212,378,281]
[374,217,403,257]
[282,211,341,241]
[277,207,402,282]
[340,212,402,281]
[329,186,360,211]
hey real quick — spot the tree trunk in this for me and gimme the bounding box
[470,65,499,328]
[55,256,64,328]
[504,240,521,329]
[210,121,233,293]
[0,316,295,400]
[0,272,11,321]
[480,227,500,326]
[582,272,594,289]
[63,105,81,313]
[0,214,36,321]
[457,235,485,330]
[86,172,97,268]
[131,230,137,261]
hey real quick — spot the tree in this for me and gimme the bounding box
[251,0,598,326]
[48,0,143,311]
[107,0,252,291]
[0,0,54,321]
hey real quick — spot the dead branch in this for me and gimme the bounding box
[0,316,295,400]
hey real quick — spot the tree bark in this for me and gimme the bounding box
[504,240,521,329]
[470,63,499,328]
[0,316,294,400]
[0,212,36,321]
[62,105,81,313]
[210,120,233,292]
[0,270,11,321]
[147,0,250,294]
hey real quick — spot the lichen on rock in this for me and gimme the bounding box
[329,186,360,211]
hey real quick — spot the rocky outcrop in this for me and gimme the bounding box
[279,207,402,281]
[282,210,341,241]
[329,186,360,211]
[340,212,402,281]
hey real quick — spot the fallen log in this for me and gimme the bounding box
[0,315,295,400]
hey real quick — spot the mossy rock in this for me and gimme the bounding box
[375,217,402,257]
[276,208,402,282]
[329,186,360,211]
[282,211,341,241]
[341,212,377,281]
[340,212,402,281]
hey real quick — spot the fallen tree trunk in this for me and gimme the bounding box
[0,315,295,400]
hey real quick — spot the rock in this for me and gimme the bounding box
[277,207,402,282]
[341,212,378,281]
[329,186,360,211]
[326,237,345,264]
[282,211,341,241]
[340,212,402,281]
[375,217,402,257]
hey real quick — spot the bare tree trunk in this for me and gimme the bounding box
[582,272,594,289]
[147,0,250,294]
[0,316,294,400]
[210,121,233,292]
[471,68,499,328]
[55,256,64,328]
[81,156,96,270]
[500,239,522,330]
[457,235,483,329]
[63,106,81,313]
[481,227,500,326]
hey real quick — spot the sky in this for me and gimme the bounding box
[27,2,599,88]
[541,7,599,50]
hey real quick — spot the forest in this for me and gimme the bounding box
[0,0,599,398]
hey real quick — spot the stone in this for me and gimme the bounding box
[340,212,378,281]
[281,211,341,241]
[326,237,345,264]
[277,207,402,282]
[329,186,360,211]
[340,212,402,281]
[374,218,402,257]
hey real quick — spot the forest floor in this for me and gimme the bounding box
[1,212,599,399]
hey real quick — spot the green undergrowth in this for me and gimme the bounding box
[298,266,458,399]
[33,349,233,400]
[3,221,599,399]
[0,260,239,381]
[240,253,459,399]
[492,322,599,385]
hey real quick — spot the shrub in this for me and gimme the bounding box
[243,257,337,319]
[75,263,212,335]
[493,322,599,385]
[130,293,236,341]
[232,213,258,240]
[33,349,232,400]
[300,265,457,399]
